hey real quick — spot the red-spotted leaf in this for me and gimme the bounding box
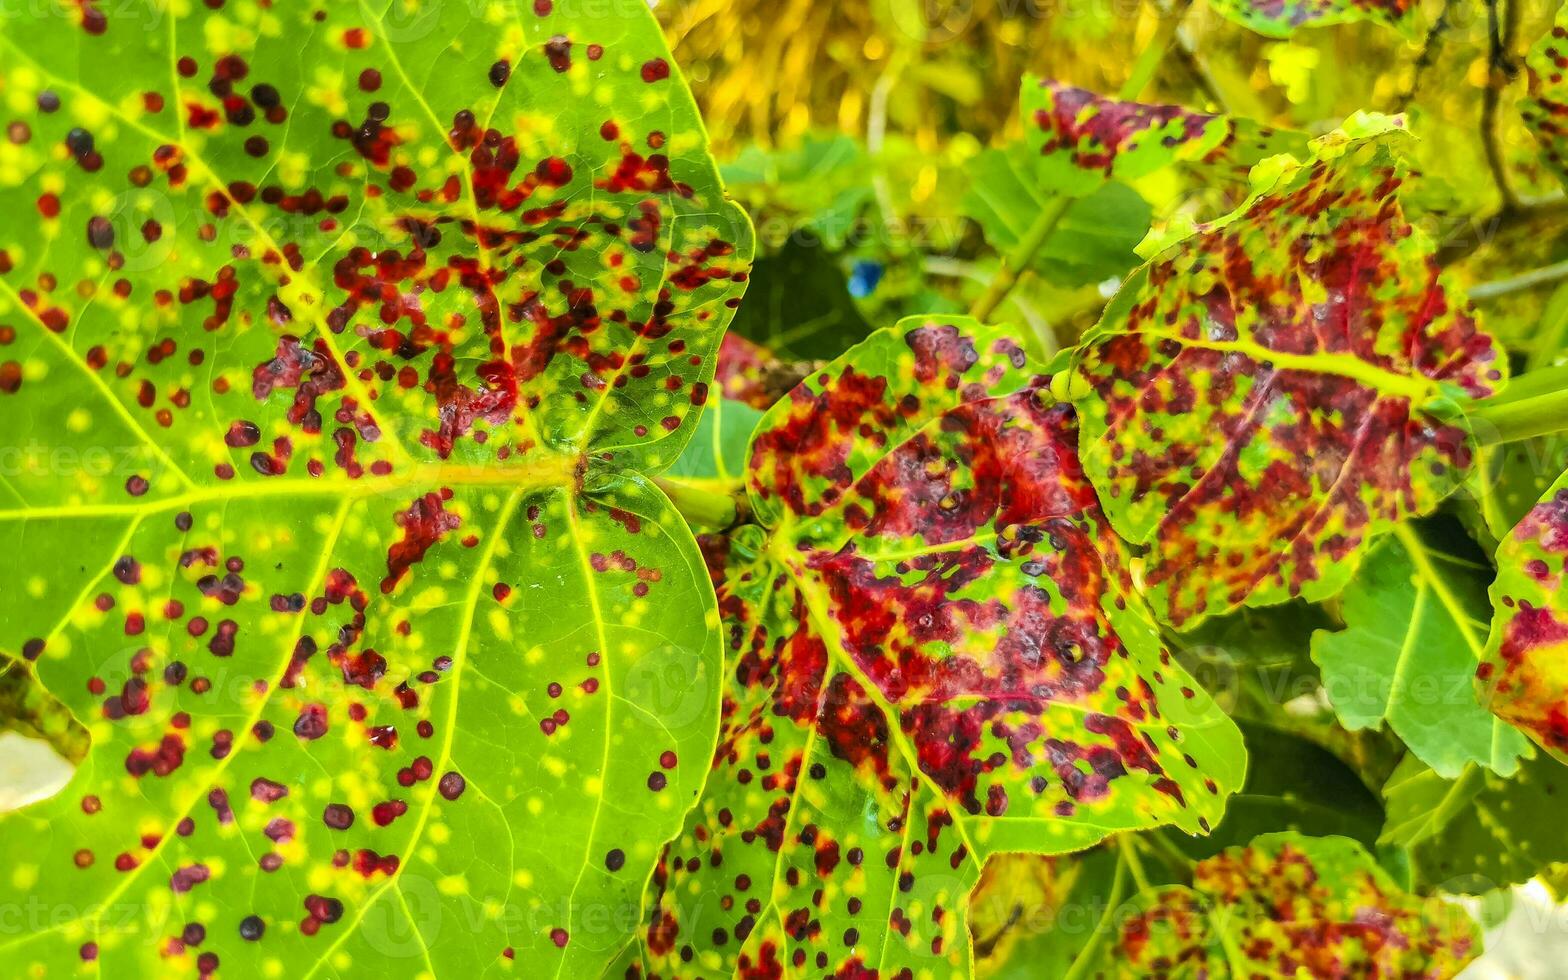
[1084,833,1480,977]
[1478,469,1568,760]
[640,316,1244,978]
[1061,122,1507,627]
[1209,0,1420,38]
[0,1,750,974]
[716,334,782,410]
[1022,76,1306,200]
[1523,5,1568,191]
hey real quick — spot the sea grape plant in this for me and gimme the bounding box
[642,317,1242,978]
[0,1,750,974]
[4,1,1568,979]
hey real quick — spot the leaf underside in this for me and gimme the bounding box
[0,0,752,974]
[1479,469,1568,761]
[641,317,1244,978]
[1067,130,1505,628]
[1091,833,1479,977]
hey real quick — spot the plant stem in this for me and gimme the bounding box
[967,197,1074,322]
[1469,383,1568,446]
[1061,844,1131,980]
[968,0,1193,323]
[1120,835,1153,893]
[1529,284,1568,373]
[1491,362,1568,406]
[1481,0,1522,211]
[1141,829,1198,879]
[654,476,740,529]
[1467,257,1568,300]
[1119,0,1195,104]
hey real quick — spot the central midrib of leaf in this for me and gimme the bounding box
[761,526,988,960]
[1076,328,1450,406]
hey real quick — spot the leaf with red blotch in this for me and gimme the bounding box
[1059,121,1507,628]
[639,316,1244,979]
[1083,833,1480,977]
[0,1,748,974]
[1022,76,1307,200]
[1522,6,1568,191]
[1478,469,1568,761]
[1209,0,1420,38]
[716,333,781,410]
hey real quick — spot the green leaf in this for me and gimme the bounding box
[1478,468,1568,760]
[971,848,1121,979]
[1378,753,1484,850]
[1522,5,1568,192]
[640,315,1245,977]
[1168,721,1383,861]
[664,395,765,485]
[0,1,751,972]
[724,237,874,362]
[720,134,872,252]
[1062,123,1507,627]
[1081,833,1480,976]
[1312,525,1531,777]
[1473,436,1568,542]
[1383,753,1568,893]
[1020,77,1307,201]
[1209,0,1421,39]
[1173,601,1334,717]
[961,143,1151,289]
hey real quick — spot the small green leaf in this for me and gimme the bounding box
[1383,753,1568,893]
[961,143,1151,288]
[1378,753,1483,850]
[720,134,873,251]
[1082,833,1480,976]
[1478,468,1568,760]
[1473,436,1568,542]
[724,237,873,361]
[641,315,1245,977]
[971,848,1121,978]
[1174,600,1335,717]
[664,395,765,486]
[1064,124,1507,627]
[1312,525,1531,777]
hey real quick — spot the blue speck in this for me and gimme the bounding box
[848,260,883,299]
